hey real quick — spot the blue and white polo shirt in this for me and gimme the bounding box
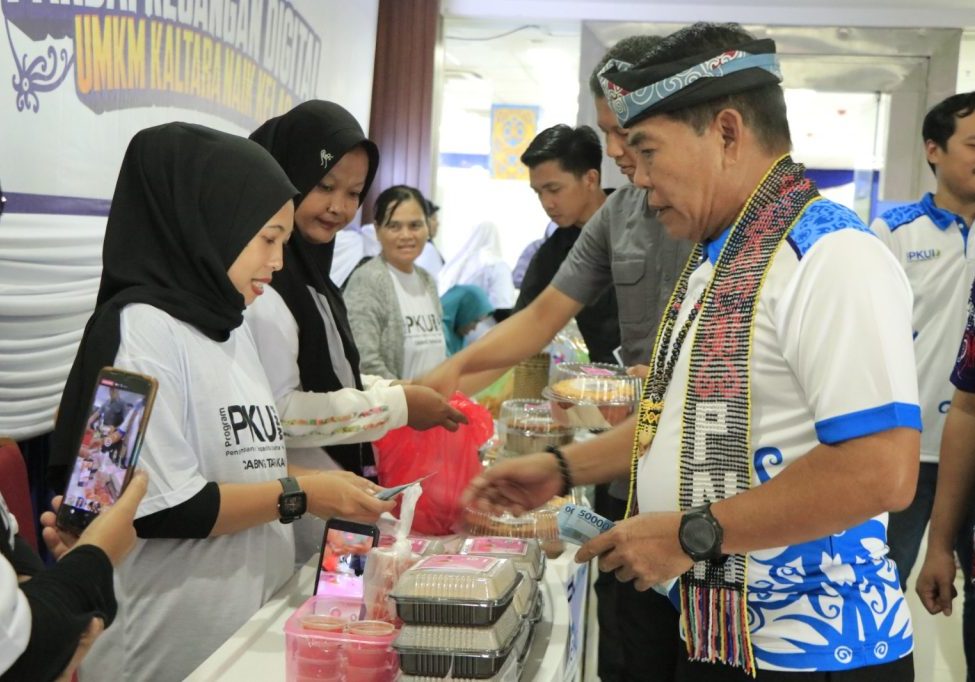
[871,192,975,463]
[638,198,920,672]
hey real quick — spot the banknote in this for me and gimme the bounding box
[557,503,615,545]
[374,474,432,501]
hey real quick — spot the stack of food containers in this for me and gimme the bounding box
[460,536,544,668]
[460,537,543,607]
[284,595,400,682]
[390,555,527,680]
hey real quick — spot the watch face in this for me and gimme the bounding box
[281,494,306,517]
[682,517,718,555]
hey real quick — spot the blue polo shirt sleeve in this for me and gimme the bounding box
[777,229,922,444]
[950,278,975,393]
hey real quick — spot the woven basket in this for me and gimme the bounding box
[512,352,550,400]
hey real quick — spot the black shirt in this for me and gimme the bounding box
[515,225,621,364]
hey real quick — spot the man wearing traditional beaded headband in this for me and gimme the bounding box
[423,34,692,682]
[464,22,920,680]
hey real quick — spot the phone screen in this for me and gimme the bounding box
[314,522,379,599]
[59,370,155,534]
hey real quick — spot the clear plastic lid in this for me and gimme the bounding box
[511,570,539,618]
[459,536,544,581]
[391,555,519,602]
[378,535,446,557]
[500,400,574,436]
[544,362,641,406]
[393,604,522,653]
[461,506,560,543]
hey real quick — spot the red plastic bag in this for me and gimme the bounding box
[374,392,493,535]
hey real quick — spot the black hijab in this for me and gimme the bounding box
[250,101,380,478]
[49,123,298,487]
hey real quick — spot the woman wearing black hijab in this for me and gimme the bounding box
[49,123,392,682]
[247,101,464,562]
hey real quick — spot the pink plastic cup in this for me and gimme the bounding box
[295,656,342,680]
[345,643,395,669]
[344,663,397,682]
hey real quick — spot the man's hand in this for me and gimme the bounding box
[915,547,959,616]
[574,512,692,592]
[402,385,468,432]
[626,365,649,380]
[461,451,563,516]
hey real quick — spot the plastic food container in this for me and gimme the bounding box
[528,591,543,623]
[510,570,539,619]
[461,506,560,544]
[459,536,545,580]
[285,595,399,682]
[542,363,641,429]
[513,619,535,667]
[394,608,523,679]
[397,648,518,681]
[377,535,445,557]
[391,555,521,626]
[499,400,574,455]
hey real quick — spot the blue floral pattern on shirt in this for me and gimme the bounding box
[746,517,912,671]
[786,199,873,259]
[878,202,926,232]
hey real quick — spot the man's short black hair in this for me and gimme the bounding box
[520,124,602,177]
[588,35,663,98]
[922,92,975,174]
[639,22,791,155]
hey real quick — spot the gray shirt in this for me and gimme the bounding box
[551,184,692,499]
[552,184,692,366]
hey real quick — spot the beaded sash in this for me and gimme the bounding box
[626,155,819,675]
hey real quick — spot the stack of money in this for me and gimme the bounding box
[556,503,614,545]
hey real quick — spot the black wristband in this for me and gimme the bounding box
[545,446,573,496]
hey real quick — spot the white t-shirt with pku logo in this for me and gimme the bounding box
[81,303,293,682]
[871,192,975,463]
[386,262,446,379]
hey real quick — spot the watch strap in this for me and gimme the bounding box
[278,476,301,496]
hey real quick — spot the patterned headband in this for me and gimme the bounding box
[598,45,782,127]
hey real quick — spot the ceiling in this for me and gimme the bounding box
[443,0,975,28]
[443,21,581,114]
[438,17,967,174]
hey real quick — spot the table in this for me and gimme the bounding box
[187,554,576,681]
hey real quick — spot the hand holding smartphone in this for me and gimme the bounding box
[56,367,158,536]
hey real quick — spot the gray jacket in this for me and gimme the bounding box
[344,256,441,379]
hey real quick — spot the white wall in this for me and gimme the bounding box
[0,0,380,440]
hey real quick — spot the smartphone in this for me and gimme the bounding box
[56,367,158,536]
[314,518,380,598]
